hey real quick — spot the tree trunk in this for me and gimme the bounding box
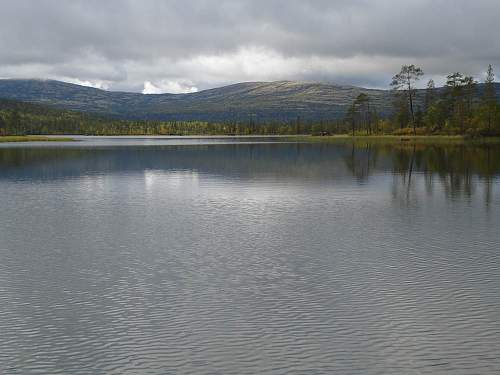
[407,80,416,135]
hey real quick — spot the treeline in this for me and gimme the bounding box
[345,64,500,136]
[0,99,345,136]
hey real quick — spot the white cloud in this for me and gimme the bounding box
[142,80,198,94]
[0,0,499,91]
[63,78,110,90]
[177,47,416,88]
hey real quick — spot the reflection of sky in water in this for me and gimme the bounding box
[0,139,499,374]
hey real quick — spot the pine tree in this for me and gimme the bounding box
[424,79,436,111]
[354,93,372,134]
[483,64,496,132]
[445,73,467,133]
[391,65,424,134]
[0,115,6,136]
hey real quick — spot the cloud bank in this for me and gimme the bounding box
[0,0,499,92]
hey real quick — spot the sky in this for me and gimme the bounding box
[0,0,499,93]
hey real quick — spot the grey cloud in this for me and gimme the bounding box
[0,0,499,92]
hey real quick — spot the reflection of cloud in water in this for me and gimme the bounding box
[144,170,200,191]
[0,142,499,204]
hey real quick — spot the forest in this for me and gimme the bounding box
[345,64,500,137]
[1,98,336,136]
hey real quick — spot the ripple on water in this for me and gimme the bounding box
[0,143,500,374]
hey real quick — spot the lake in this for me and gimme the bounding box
[1,137,499,374]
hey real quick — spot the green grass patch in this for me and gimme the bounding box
[286,134,500,145]
[0,136,75,143]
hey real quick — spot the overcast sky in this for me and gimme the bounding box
[0,0,499,93]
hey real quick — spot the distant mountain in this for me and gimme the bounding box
[0,79,498,123]
[0,79,391,122]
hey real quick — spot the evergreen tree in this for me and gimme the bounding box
[463,76,477,125]
[345,102,358,136]
[354,93,372,134]
[391,65,424,134]
[0,115,6,136]
[392,92,410,130]
[424,79,436,111]
[483,64,496,132]
[445,73,467,133]
[9,109,22,135]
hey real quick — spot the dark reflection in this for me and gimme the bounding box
[0,144,357,181]
[375,143,500,205]
[343,143,380,183]
[1,142,499,201]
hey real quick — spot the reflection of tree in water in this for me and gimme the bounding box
[347,142,500,205]
[343,143,380,183]
[1,142,499,206]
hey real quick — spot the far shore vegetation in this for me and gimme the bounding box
[0,135,74,143]
[286,134,500,145]
[0,65,499,139]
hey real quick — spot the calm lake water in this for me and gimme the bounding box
[1,137,499,374]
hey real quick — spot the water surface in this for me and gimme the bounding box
[1,137,499,374]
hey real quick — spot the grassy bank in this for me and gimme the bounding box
[0,136,74,143]
[287,134,500,145]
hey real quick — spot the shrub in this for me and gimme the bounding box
[392,127,428,136]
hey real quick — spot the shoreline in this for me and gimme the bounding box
[0,136,75,143]
[284,135,500,144]
[2,134,500,145]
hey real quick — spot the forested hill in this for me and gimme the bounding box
[0,79,394,122]
[0,98,317,136]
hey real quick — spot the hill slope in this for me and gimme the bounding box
[0,79,392,122]
[0,79,498,123]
